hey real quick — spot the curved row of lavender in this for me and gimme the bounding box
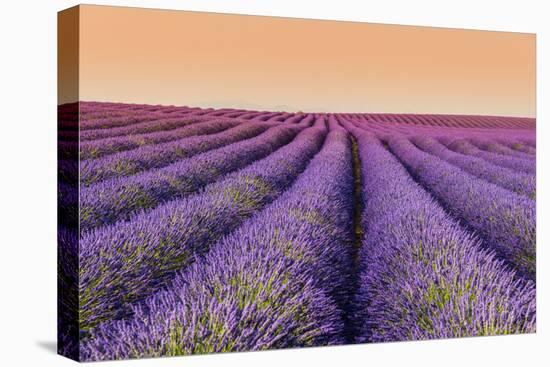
[496,139,536,155]
[78,115,313,186]
[339,119,535,342]
[468,137,535,160]
[344,115,535,150]
[343,120,535,198]
[80,114,210,140]
[79,118,241,160]
[78,118,314,231]
[386,136,536,279]
[79,121,270,185]
[440,136,536,174]
[57,102,536,361]
[80,127,356,360]
[60,103,196,133]
[78,118,327,331]
[62,121,248,186]
[79,111,190,131]
[410,136,535,199]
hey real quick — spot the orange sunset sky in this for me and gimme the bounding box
[58,5,536,117]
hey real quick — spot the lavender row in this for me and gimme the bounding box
[80,119,240,160]
[440,137,535,175]
[411,136,535,199]
[79,108,198,130]
[80,114,215,141]
[60,109,160,131]
[78,120,327,331]
[79,110,137,122]
[497,139,536,155]
[349,117,535,145]
[79,102,164,113]
[79,106,199,122]
[359,113,534,129]
[81,127,352,360]
[79,121,311,231]
[387,136,536,279]
[80,114,163,131]
[80,122,267,185]
[341,121,536,342]
[468,137,535,161]
[58,123,269,186]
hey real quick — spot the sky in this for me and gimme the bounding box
[59,5,536,117]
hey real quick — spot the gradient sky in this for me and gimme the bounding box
[60,5,536,117]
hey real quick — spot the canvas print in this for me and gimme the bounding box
[57,5,536,362]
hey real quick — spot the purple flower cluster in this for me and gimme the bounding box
[80,127,353,360]
[78,119,327,331]
[340,120,535,342]
[346,113,534,129]
[57,102,536,362]
[80,119,241,160]
[440,137,535,174]
[80,122,268,185]
[80,114,163,131]
[77,105,200,131]
[387,136,536,279]
[80,114,210,140]
[411,136,535,199]
[497,139,536,155]
[467,137,535,161]
[79,120,311,231]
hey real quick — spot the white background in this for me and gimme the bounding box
[0,0,548,365]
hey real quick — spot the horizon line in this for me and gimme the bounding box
[59,100,536,120]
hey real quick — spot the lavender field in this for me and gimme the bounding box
[58,102,536,361]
